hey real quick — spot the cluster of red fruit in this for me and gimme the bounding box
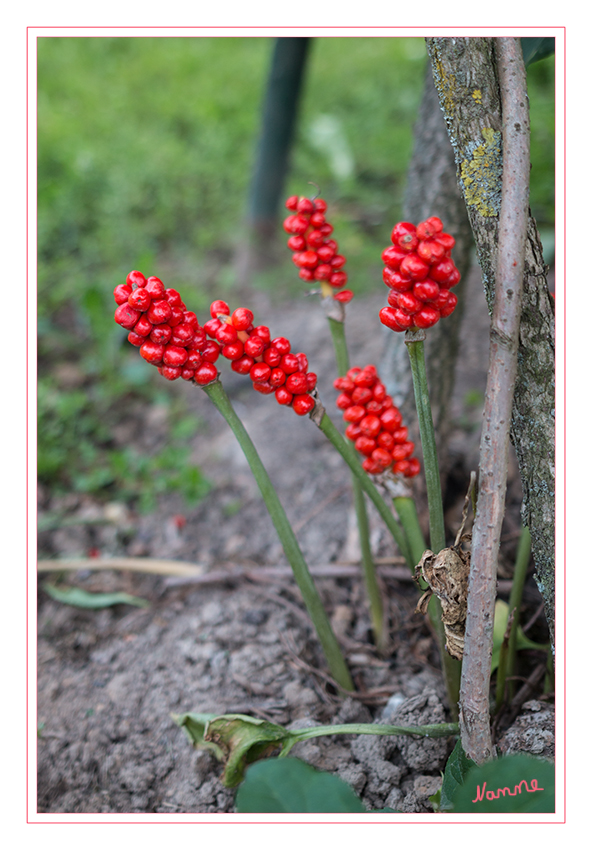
[113,271,219,385]
[283,195,353,304]
[378,217,460,332]
[334,364,420,478]
[113,272,318,416]
[204,299,317,416]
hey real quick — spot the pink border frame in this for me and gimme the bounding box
[27,25,566,826]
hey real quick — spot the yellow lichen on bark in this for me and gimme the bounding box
[459,127,502,217]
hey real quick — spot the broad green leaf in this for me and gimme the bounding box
[236,757,367,813]
[450,754,555,813]
[438,738,476,811]
[42,583,149,609]
[199,714,294,788]
[521,37,555,68]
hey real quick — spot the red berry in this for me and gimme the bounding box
[145,277,166,298]
[317,244,336,263]
[244,335,266,358]
[414,306,440,329]
[140,341,164,364]
[345,423,362,441]
[181,368,195,381]
[215,323,238,345]
[283,214,309,235]
[204,317,222,338]
[185,350,203,369]
[313,198,327,213]
[126,270,147,288]
[280,353,300,375]
[439,290,458,317]
[287,234,306,251]
[147,299,172,325]
[292,394,315,416]
[430,258,457,284]
[252,380,275,395]
[159,365,182,381]
[294,250,318,269]
[231,355,255,375]
[165,288,183,307]
[193,362,218,385]
[251,326,271,344]
[416,216,443,240]
[306,229,325,249]
[210,299,230,318]
[334,290,354,304]
[114,283,133,305]
[407,457,421,477]
[115,303,142,330]
[343,405,366,423]
[275,387,293,405]
[400,253,430,281]
[201,340,221,363]
[127,331,145,347]
[150,324,173,345]
[391,222,418,252]
[380,407,403,432]
[269,368,287,387]
[230,308,254,331]
[355,436,377,456]
[271,337,291,356]
[313,263,333,280]
[305,372,317,391]
[132,316,153,337]
[250,362,272,383]
[329,271,347,288]
[285,195,299,211]
[297,197,315,215]
[163,345,188,367]
[285,372,308,394]
[221,340,244,361]
[171,323,194,344]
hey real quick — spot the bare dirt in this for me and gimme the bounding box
[36,264,553,814]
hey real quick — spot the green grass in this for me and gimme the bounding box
[37,36,554,505]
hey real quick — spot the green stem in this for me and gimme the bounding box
[316,410,414,569]
[281,720,459,756]
[393,495,427,567]
[202,378,354,693]
[496,525,531,708]
[405,335,446,554]
[405,333,460,718]
[327,314,386,653]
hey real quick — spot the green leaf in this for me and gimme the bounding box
[450,754,555,813]
[173,713,297,788]
[171,712,225,761]
[521,37,555,68]
[491,600,547,673]
[438,738,477,811]
[42,583,149,609]
[236,757,368,813]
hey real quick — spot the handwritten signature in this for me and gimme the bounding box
[472,779,545,803]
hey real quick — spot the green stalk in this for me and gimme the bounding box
[327,314,386,653]
[393,495,427,567]
[496,525,531,709]
[280,720,459,756]
[404,332,460,718]
[316,409,414,569]
[405,334,446,553]
[202,378,354,693]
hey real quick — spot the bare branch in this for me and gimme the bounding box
[459,38,531,763]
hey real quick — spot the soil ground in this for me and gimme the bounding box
[36,264,553,814]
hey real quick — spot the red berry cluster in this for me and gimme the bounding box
[378,217,460,332]
[334,364,420,478]
[113,271,219,385]
[284,195,353,304]
[204,299,318,416]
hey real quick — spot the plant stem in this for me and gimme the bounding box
[405,332,446,554]
[201,378,354,693]
[315,409,414,569]
[392,495,426,567]
[496,525,531,708]
[326,312,386,653]
[280,720,459,756]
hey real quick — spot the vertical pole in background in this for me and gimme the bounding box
[240,37,311,279]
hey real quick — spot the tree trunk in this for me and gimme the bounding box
[425,36,556,653]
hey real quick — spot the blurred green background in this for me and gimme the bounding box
[37,36,555,511]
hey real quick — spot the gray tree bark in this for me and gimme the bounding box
[425,36,555,653]
[382,60,473,476]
